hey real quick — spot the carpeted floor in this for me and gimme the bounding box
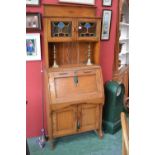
[27,129,122,155]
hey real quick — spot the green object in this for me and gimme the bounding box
[103,81,125,134]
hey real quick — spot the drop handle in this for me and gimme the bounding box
[73,75,78,86]
[59,72,68,76]
[83,70,93,74]
[77,121,80,130]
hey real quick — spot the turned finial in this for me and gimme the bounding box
[52,45,59,68]
[86,43,92,65]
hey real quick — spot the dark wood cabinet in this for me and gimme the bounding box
[113,0,129,103]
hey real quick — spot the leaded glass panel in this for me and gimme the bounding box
[51,21,72,37]
[78,22,96,37]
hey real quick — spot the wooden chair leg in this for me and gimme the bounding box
[121,112,129,155]
[122,137,127,155]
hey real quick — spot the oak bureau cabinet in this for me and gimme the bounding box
[43,4,104,148]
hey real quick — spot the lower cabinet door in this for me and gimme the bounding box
[52,105,77,137]
[78,104,100,132]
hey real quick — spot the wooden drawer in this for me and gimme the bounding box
[48,66,104,104]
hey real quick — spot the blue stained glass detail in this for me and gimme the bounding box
[84,23,91,29]
[58,22,65,29]
[78,21,96,37]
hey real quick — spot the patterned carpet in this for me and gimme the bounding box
[27,130,122,155]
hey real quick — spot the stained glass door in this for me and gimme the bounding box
[47,18,75,42]
[77,18,101,41]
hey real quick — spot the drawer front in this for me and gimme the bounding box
[49,67,103,104]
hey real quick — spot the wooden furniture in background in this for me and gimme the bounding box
[121,112,129,155]
[43,4,104,148]
[113,0,129,106]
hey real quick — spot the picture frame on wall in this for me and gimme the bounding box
[26,33,41,61]
[101,10,112,40]
[26,0,40,6]
[59,0,95,5]
[103,0,112,6]
[26,13,41,32]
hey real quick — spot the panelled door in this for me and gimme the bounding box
[78,104,100,132]
[52,105,77,137]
